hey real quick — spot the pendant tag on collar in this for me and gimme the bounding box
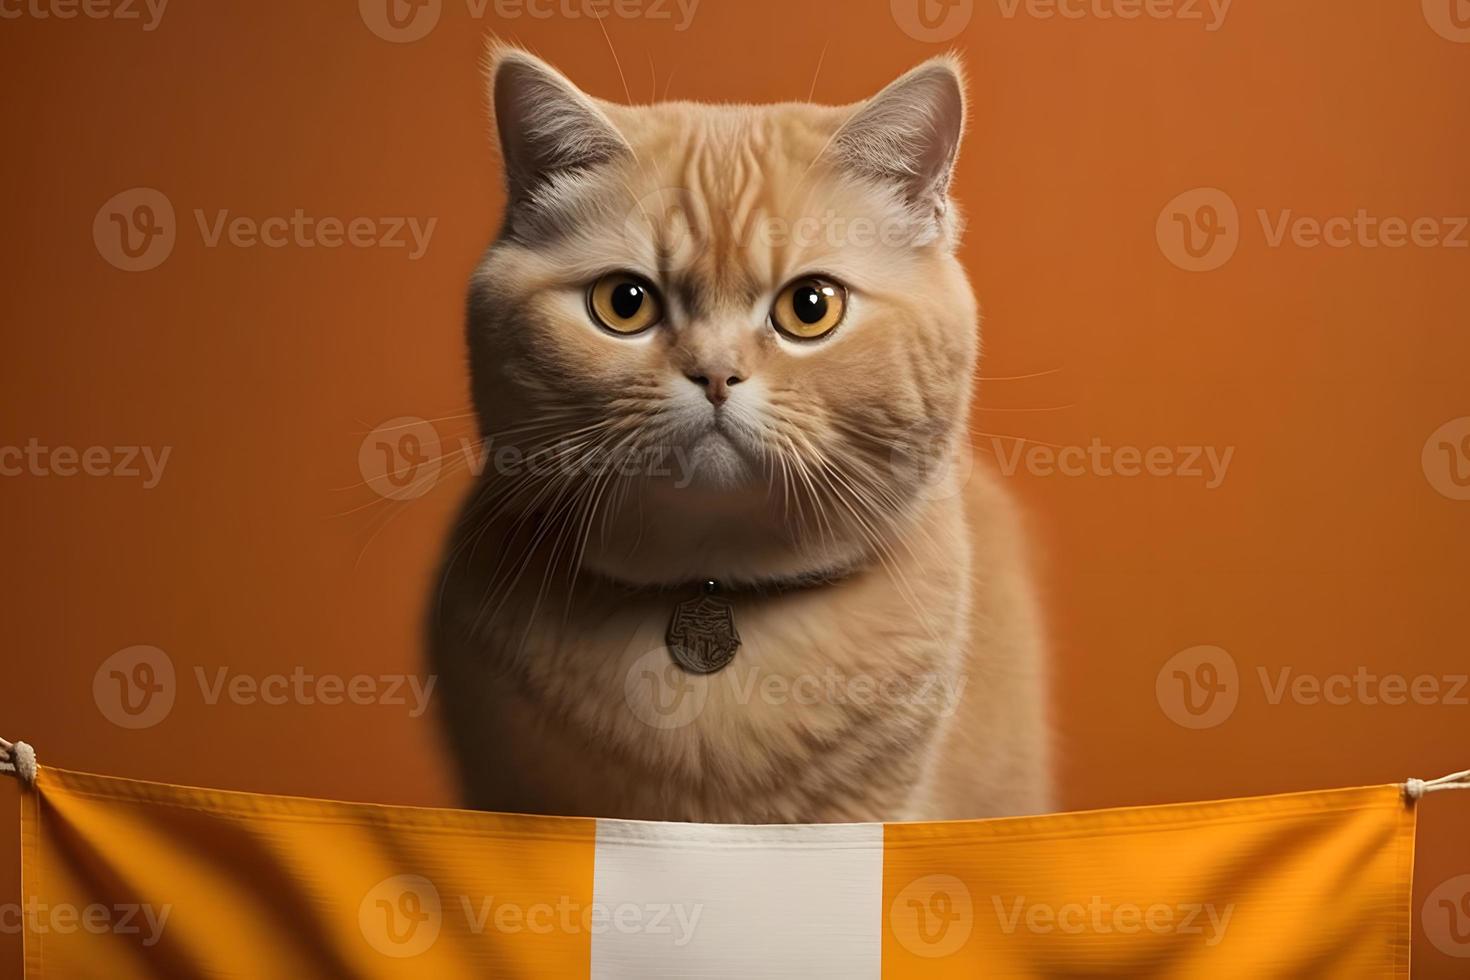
[667,580,741,674]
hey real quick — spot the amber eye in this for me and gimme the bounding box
[588,272,663,335]
[771,277,847,340]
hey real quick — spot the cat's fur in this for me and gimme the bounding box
[428,46,1051,822]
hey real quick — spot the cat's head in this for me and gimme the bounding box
[466,46,979,587]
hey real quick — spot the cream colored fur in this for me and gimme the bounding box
[428,47,1051,822]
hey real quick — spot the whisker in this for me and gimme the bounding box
[975,368,1065,382]
[806,40,829,102]
[971,431,1069,451]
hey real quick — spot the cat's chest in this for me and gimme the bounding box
[491,573,968,756]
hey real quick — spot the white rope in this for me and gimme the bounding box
[0,737,37,786]
[1404,768,1470,802]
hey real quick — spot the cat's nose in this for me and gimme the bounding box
[685,372,745,406]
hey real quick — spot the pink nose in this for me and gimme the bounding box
[685,372,746,406]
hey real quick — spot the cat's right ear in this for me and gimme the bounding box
[486,46,631,205]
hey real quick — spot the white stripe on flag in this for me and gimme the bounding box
[590,818,884,979]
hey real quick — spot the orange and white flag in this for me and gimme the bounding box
[4,745,1464,978]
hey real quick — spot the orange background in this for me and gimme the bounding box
[1,0,1467,974]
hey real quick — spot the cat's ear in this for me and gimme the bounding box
[486,45,631,204]
[829,56,966,220]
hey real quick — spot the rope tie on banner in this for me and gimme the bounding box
[0,737,38,786]
[1404,768,1470,802]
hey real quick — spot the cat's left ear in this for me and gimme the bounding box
[829,56,967,223]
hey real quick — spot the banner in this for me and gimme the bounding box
[6,749,1459,977]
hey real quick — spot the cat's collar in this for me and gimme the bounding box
[593,558,864,601]
[593,560,865,675]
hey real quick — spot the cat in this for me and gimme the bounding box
[428,45,1051,823]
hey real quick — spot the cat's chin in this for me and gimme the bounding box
[680,430,760,491]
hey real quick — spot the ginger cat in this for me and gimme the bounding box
[429,47,1050,823]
